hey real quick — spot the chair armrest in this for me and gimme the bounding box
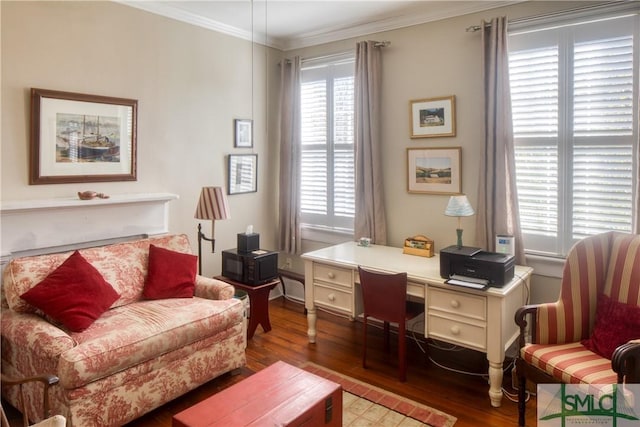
[0,373,59,387]
[1,373,60,419]
[194,275,235,300]
[515,304,539,350]
[612,340,640,383]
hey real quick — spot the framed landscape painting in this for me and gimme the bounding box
[30,88,137,184]
[409,96,456,138]
[407,147,461,194]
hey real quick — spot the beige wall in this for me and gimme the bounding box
[1,1,281,277]
[283,1,593,302]
[2,1,591,298]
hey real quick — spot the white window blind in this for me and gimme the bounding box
[300,55,355,232]
[509,13,638,256]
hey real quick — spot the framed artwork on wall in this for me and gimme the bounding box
[29,88,137,185]
[234,119,253,148]
[407,147,461,194]
[409,95,456,138]
[228,154,257,195]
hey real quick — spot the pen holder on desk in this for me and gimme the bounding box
[403,235,434,257]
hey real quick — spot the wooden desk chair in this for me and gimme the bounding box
[358,266,424,382]
[1,374,66,427]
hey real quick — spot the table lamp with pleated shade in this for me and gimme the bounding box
[194,186,230,275]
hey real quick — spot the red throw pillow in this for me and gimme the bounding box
[20,251,119,332]
[143,244,197,299]
[581,294,640,359]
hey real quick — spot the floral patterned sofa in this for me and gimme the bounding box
[1,234,246,426]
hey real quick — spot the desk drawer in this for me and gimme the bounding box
[313,264,352,289]
[427,313,486,351]
[314,284,352,313]
[428,288,486,321]
[407,281,424,298]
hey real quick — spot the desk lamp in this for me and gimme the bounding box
[444,195,474,248]
[194,186,230,275]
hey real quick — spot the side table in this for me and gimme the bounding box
[215,276,280,339]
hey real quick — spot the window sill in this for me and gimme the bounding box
[525,253,565,279]
[300,225,353,245]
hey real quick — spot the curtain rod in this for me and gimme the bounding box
[465,1,637,32]
[303,40,391,62]
[279,40,391,65]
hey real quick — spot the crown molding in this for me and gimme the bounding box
[117,1,522,51]
[281,1,521,50]
[116,1,255,41]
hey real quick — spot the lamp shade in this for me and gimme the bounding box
[194,187,230,220]
[444,195,474,217]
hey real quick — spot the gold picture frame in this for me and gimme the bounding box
[407,147,461,194]
[409,95,456,138]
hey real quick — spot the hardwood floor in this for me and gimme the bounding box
[126,297,536,427]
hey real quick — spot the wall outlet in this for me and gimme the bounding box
[284,257,293,269]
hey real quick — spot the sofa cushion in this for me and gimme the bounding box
[581,294,640,359]
[57,296,243,388]
[522,341,617,384]
[20,251,119,332]
[3,234,194,312]
[143,245,197,299]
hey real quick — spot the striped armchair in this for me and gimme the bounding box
[514,232,640,427]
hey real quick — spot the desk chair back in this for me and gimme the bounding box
[358,266,423,382]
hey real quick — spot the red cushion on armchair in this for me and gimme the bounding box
[581,294,640,359]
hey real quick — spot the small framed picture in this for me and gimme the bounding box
[409,96,456,138]
[407,147,461,194]
[228,154,257,195]
[234,119,253,148]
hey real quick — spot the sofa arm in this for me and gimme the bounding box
[612,339,640,383]
[1,311,75,373]
[194,275,235,300]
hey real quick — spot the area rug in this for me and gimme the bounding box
[301,362,456,427]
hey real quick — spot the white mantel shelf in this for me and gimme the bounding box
[1,193,179,258]
[1,192,178,212]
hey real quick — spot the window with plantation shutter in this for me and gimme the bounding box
[509,12,638,256]
[300,54,355,232]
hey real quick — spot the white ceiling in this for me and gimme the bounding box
[119,1,520,50]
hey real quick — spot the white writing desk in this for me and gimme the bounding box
[301,242,533,407]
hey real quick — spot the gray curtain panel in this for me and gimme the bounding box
[277,57,302,254]
[474,17,526,264]
[354,41,388,245]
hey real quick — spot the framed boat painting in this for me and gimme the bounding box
[30,88,137,184]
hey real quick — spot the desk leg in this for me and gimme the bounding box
[307,308,317,343]
[304,262,317,343]
[488,360,503,407]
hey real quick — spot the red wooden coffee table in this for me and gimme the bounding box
[172,361,342,426]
